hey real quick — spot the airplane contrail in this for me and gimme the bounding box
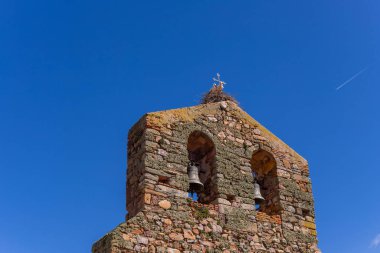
[336,67,368,91]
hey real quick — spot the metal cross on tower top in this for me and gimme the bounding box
[212,73,227,89]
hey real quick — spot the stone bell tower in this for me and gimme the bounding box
[92,79,320,253]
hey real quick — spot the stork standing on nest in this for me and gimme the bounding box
[212,73,226,90]
[201,73,237,104]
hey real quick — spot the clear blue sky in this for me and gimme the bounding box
[1,1,379,252]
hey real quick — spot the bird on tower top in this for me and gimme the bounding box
[201,73,237,104]
[213,73,226,89]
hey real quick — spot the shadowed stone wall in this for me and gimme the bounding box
[92,101,320,253]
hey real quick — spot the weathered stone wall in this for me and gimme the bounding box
[93,101,320,253]
[126,116,147,218]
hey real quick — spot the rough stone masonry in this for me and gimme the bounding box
[92,88,321,253]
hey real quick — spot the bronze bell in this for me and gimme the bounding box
[188,161,204,192]
[253,182,265,204]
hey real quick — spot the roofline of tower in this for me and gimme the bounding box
[127,101,308,164]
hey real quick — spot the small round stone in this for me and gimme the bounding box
[158,200,171,209]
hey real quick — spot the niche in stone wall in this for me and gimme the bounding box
[187,130,216,203]
[251,149,281,214]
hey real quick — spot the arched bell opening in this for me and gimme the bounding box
[187,130,216,203]
[251,149,281,214]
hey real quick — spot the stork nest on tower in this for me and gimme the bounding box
[201,85,237,104]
